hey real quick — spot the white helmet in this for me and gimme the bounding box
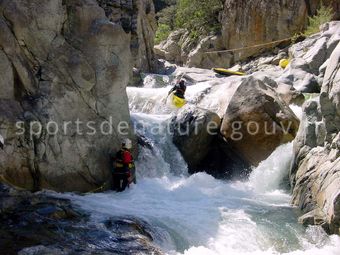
[122,138,132,149]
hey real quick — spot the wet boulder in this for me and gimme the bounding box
[220,76,300,166]
[0,183,163,255]
[171,105,221,173]
[18,246,69,255]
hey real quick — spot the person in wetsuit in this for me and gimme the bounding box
[168,80,186,99]
[112,138,135,192]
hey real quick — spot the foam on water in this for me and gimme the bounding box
[248,143,293,193]
[127,71,242,117]
[58,115,340,255]
[58,69,340,254]
[290,105,303,120]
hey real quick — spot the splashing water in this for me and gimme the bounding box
[59,68,340,254]
[60,118,340,255]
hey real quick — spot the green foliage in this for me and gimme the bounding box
[155,23,172,44]
[154,0,177,44]
[154,0,223,44]
[175,0,223,39]
[304,3,334,36]
[157,5,177,30]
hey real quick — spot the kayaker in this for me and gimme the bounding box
[168,80,186,99]
[112,138,136,192]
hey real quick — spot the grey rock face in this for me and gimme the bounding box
[154,29,187,64]
[97,0,156,72]
[156,0,310,68]
[320,41,340,138]
[171,105,221,172]
[220,76,300,166]
[290,42,340,235]
[0,0,137,192]
[277,21,340,93]
[220,0,307,62]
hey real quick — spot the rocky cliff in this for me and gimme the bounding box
[289,25,340,234]
[97,0,157,72]
[0,0,155,192]
[155,0,339,69]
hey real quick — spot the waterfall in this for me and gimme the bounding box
[58,68,340,255]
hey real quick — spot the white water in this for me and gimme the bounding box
[60,132,340,254]
[60,68,340,254]
[127,68,243,117]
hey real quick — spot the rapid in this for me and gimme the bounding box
[60,69,340,255]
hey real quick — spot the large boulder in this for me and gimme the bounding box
[290,42,340,234]
[320,41,340,137]
[171,105,221,172]
[171,105,250,178]
[220,76,300,166]
[186,35,233,69]
[0,184,162,254]
[251,71,305,105]
[0,0,136,192]
[276,58,321,93]
[154,29,187,64]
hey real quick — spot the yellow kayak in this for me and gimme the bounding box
[213,68,245,76]
[172,94,186,108]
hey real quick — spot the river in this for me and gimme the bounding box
[60,69,340,255]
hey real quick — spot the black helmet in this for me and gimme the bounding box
[178,80,185,86]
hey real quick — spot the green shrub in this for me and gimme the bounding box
[157,5,177,30]
[155,23,172,44]
[304,3,334,36]
[154,1,177,44]
[175,0,223,39]
[154,0,223,44]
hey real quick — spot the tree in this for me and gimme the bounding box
[175,0,223,39]
[304,2,334,36]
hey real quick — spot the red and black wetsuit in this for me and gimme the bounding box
[113,148,134,192]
